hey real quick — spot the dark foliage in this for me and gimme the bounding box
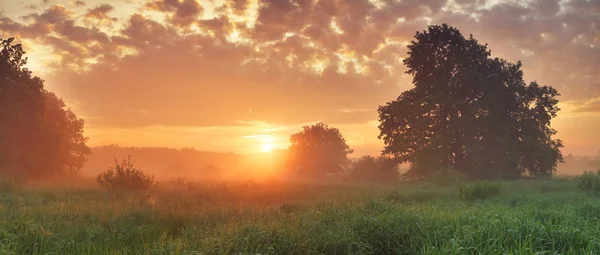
[347,155,400,182]
[97,156,156,191]
[378,24,563,179]
[287,122,353,177]
[0,38,90,180]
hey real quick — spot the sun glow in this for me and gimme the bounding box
[261,143,274,152]
[242,134,280,153]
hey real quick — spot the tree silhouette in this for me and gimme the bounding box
[378,24,563,179]
[287,122,353,177]
[0,38,90,179]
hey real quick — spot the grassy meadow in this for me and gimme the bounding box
[1,177,600,254]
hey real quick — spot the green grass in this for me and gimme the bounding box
[1,178,599,254]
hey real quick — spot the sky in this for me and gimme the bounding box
[0,0,599,156]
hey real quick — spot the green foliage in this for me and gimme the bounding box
[458,181,503,200]
[96,156,156,191]
[0,38,90,180]
[427,169,467,187]
[287,122,353,177]
[347,155,399,182]
[377,24,563,180]
[577,170,600,194]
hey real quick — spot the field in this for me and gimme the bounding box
[1,177,599,254]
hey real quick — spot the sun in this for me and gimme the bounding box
[244,134,279,153]
[261,143,274,152]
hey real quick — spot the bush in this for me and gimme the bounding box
[577,170,600,194]
[346,155,399,182]
[97,156,156,191]
[428,169,467,187]
[458,181,503,201]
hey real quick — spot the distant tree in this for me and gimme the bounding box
[347,155,399,182]
[287,122,353,177]
[377,24,563,180]
[0,38,90,179]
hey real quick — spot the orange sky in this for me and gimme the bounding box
[1,0,599,156]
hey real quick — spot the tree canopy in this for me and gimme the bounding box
[378,24,563,180]
[287,122,353,177]
[0,38,90,180]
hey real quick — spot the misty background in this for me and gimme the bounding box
[80,145,600,180]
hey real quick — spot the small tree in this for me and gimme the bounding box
[97,156,155,191]
[287,122,353,177]
[347,155,400,182]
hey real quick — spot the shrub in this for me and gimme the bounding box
[458,181,503,201]
[97,156,156,191]
[428,169,467,187]
[577,170,600,194]
[346,155,399,182]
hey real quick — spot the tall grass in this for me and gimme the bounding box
[577,170,600,194]
[458,181,503,201]
[0,178,598,254]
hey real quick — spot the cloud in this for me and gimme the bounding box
[145,0,203,27]
[55,19,110,43]
[1,5,71,39]
[24,4,72,24]
[429,0,600,101]
[1,0,598,132]
[25,4,39,11]
[73,1,86,7]
[0,5,115,70]
[119,13,179,48]
[84,4,116,23]
[573,98,600,113]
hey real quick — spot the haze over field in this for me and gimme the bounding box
[1,0,599,161]
[5,1,600,254]
[80,146,600,179]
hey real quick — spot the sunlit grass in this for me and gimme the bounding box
[0,178,599,254]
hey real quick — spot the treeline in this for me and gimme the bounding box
[83,145,597,182]
[83,145,242,179]
[559,154,600,175]
[85,145,300,181]
[84,145,402,182]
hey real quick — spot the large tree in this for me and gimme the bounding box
[378,24,563,179]
[287,122,353,177]
[0,38,90,179]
